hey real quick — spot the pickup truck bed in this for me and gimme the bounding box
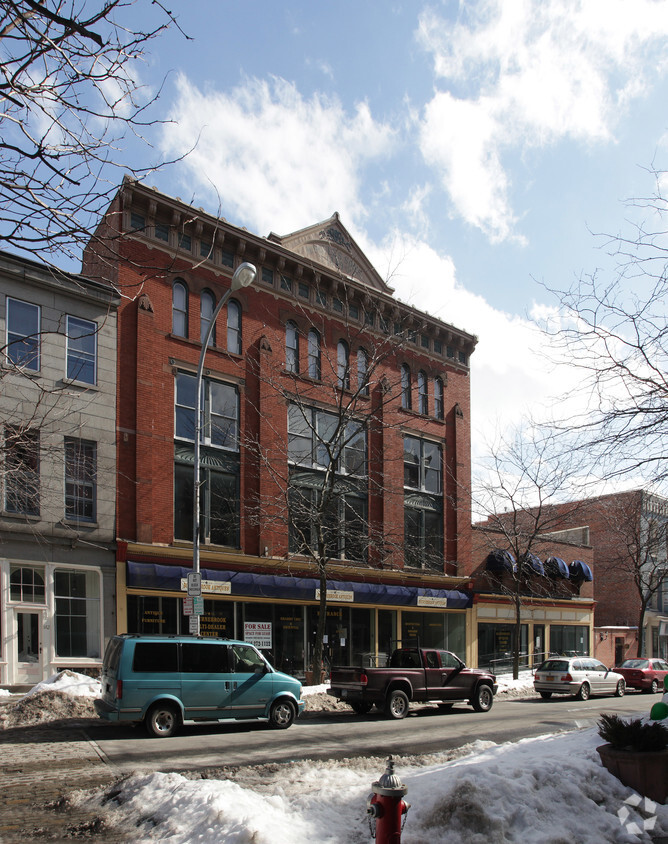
[327,647,497,719]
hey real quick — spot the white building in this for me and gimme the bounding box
[0,251,119,685]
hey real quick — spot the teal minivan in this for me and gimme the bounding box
[94,634,305,737]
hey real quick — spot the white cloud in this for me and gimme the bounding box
[417,0,668,241]
[160,74,394,235]
[362,231,574,457]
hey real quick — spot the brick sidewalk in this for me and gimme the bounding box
[0,723,124,842]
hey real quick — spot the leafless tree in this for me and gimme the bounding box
[541,169,668,489]
[473,422,586,678]
[0,0,184,264]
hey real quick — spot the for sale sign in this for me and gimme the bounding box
[244,621,272,650]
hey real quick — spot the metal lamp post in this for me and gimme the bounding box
[190,261,257,634]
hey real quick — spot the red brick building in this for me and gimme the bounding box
[83,178,480,675]
[532,490,668,664]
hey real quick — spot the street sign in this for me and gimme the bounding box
[183,596,194,615]
[193,596,204,615]
[187,572,202,597]
[189,615,200,634]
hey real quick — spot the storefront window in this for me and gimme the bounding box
[127,595,179,634]
[199,601,234,638]
[54,569,100,657]
[477,623,529,672]
[549,625,589,656]
[402,611,466,659]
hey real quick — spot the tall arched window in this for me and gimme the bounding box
[200,289,215,345]
[227,299,242,354]
[357,348,369,395]
[434,377,444,420]
[337,340,350,390]
[401,364,412,410]
[418,370,428,415]
[286,321,299,373]
[172,280,188,337]
[307,329,321,379]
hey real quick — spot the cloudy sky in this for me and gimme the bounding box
[134,0,668,459]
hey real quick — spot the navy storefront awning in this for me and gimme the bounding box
[569,560,593,582]
[545,556,570,579]
[126,561,472,609]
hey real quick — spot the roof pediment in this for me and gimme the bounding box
[268,213,393,294]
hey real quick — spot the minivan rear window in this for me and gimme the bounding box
[103,638,123,672]
[133,642,179,673]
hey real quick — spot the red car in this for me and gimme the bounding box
[614,658,668,693]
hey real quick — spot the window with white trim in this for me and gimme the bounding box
[6,297,40,371]
[66,315,97,384]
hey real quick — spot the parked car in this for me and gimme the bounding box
[614,658,668,693]
[95,634,304,737]
[328,647,497,719]
[534,657,626,701]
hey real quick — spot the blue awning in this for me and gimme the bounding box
[126,561,472,608]
[545,556,570,579]
[524,553,545,576]
[485,549,516,573]
[569,559,593,582]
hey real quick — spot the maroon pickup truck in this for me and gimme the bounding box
[327,647,498,719]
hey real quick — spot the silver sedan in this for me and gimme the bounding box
[534,657,626,700]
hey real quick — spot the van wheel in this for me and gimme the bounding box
[145,702,180,738]
[472,684,494,712]
[384,690,409,719]
[269,699,295,729]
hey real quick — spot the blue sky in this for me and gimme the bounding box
[129,0,668,458]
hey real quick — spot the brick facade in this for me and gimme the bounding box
[82,178,480,673]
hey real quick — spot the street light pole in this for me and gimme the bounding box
[191,261,257,634]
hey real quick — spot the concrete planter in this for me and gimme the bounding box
[597,744,668,803]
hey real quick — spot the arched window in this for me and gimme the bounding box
[418,370,428,415]
[172,280,188,337]
[307,329,321,379]
[227,299,241,354]
[401,364,412,410]
[357,348,369,395]
[337,340,350,390]
[286,321,299,373]
[434,377,444,420]
[200,289,215,345]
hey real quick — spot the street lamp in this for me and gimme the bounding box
[191,261,257,634]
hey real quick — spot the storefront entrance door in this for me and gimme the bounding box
[16,611,42,685]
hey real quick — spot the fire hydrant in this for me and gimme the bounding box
[366,756,410,842]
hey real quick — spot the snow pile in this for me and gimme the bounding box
[79,729,668,843]
[0,670,101,729]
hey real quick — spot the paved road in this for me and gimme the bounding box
[87,692,652,774]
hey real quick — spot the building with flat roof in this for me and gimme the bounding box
[82,177,480,675]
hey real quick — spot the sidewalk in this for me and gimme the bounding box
[0,721,122,843]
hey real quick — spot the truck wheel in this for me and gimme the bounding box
[471,684,494,712]
[384,690,409,719]
[350,701,373,715]
[268,699,295,729]
[145,702,181,738]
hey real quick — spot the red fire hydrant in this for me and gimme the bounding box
[366,756,410,843]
